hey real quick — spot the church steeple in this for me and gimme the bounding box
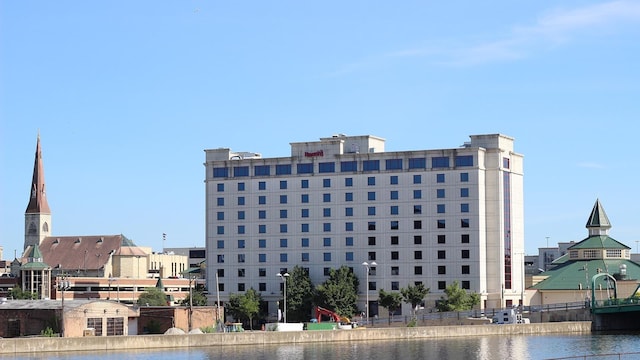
[586,198,611,236]
[24,133,52,251]
[26,132,51,214]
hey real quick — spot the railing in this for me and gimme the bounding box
[546,352,640,359]
[592,297,640,308]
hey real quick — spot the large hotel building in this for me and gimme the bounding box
[204,133,524,317]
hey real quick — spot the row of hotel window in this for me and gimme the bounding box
[213,157,474,178]
[216,173,469,191]
[217,203,470,222]
[216,249,471,263]
[217,234,470,249]
[216,218,472,235]
[217,189,470,205]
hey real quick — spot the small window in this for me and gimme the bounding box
[437,250,446,259]
[217,197,224,206]
[280,239,288,248]
[460,173,469,182]
[345,222,354,231]
[461,219,470,228]
[462,265,470,274]
[437,220,446,229]
[259,239,266,248]
[413,221,422,229]
[217,226,224,235]
[345,177,353,186]
[237,182,245,191]
[461,203,469,213]
[345,237,354,246]
[368,222,376,230]
[391,221,399,230]
[258,210,266,219]
[280,224,288,233]
[238,239,245,248]
[437,204,445,213]
[301,238,309,247]
[323,193,331,202]
[302,209,309,218]
[323,208,331,217]
[390,191,399,200]
[280,195,287,204]
[438,266,446,275]
[301,194,309,203]
[259,196,266,204]
[345,207,353,216]
[217,212,224,220]
[323,253,332,261]
[413,205,421,214]
[368,192,376,201]
[413,190,422,199]
[462,249,470,259]
[390,206,399,215]
[413,175,421,184]
[323,223,331,232]
[237,197,245,206]
[302,253,310,262]
[345,192,354,202]
[391,251,399,260]
[258,181,266,190]
[217,240,224,249]
[301,179,309,188]
[367,177,376,186]
[368,207,376,216]
[436,174,445,183]
[323,238,332,247]
[461,234,470,243]
[461,281,471,290]
[461,188,469,197]
[414,266,423,275]
[437,235,446,244]
[437,189,445,198]
[280,209,288,218]
[280,253,288,262]
[414,235,422,245]
[323,178,331,187]
[391,236,399,245]
[390,175,398,185]
[216,183,225,192]
[368,237,376,246]
[414,251,422,260]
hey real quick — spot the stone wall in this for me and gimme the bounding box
[0,321,592,355]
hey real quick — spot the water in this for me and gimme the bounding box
[5,333,640,360]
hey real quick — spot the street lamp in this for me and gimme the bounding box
[362,261,377,324]
[276,272,290,323]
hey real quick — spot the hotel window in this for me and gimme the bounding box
[386,159,403,170]
[258,196,266,204]
[324,268,331,276]
[341,161,357,172]
[345,237,354,246]
[280,253,288,262]
[233,166,249,177]
[237,197,245,205]
[258,210,266,219]
[460,188,469,197]
[368,252,376,261]
[503,157,510,169]
[390,190,399,200]
[259,268,266,277]
[437,220,446,229]
[413,190,422,199]
[213,168,228,178]
[462,281,471,290]
[237,182,245,191]
[301,238,309,247]
[368,207,376,216]
[258,181,266,190]
[297,163,313,174]
[413,221,422,229]
[217,255,224,263]
[323,223,331,232]
[461,203,469,213]
[217,212,224,220]
[280,180,287,189]
[301,179,309,188]
[238,211,245,220]
[217,226,224,235]
[368,177,376,186]
[217,269,224,277]
[363,160,380,171]
[462,265,470,274]
[323,178,331,187]
[414,235,422,245]
[301,209,309,218]
[255,165,270,176]
[259,283,266,291]
[391,236,399,245]
[346,252,354,261]
[436,174,445,183]
[391,282,400,291]
[319,162,335,173]
[390,205,399,215]
[432,157,449,168]
[280,210,288,218]
[455,155,473,167]
[301,194,309,203]
[414,266,423,275]
[280,224,288,233]
[238,269,245,277]
[413,175,421,184]
[437,250,446,259]
[391,266,399,275]
[390,175,398,185]
[345,207,353,216]
[259,224,266,233]
[368,237,376,246]
[460,173,469,182]
[414,251,422,260]
[237,225,245,234]
[280,239,288,248]
[302,253,310,262]
[345,222,354,231]
[368,281,377,291]
[409,158,426,169]
[217,197,224,206]
[217,240,225,249]
[276,164,292,174]
[323,193,331,202]
[280,195,287,204]
[461,219,470,228]
[323,238,332,247]
[437,235,446,244]
[217,183,224,192]
[259,239,266,248]
[391,251,399,260]
[323,208,331,217]
[437,189,445,198]
[238,239,245,248]
[323,253,332,261]
[437,204,445,213]
[438,266,446,275]
[368,222,376,230]
[391,221,399,230]
[345,177,353,186]
[461,234,470,243]
[414,205,422,214]
[218,283,225,291]
[368,191,376,200]
[345,192,353,201]
[461,250,470,259]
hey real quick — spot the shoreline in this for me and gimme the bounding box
[0,321,592,355]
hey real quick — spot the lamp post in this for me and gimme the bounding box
[362,261,377,324]
[276,272,290,323]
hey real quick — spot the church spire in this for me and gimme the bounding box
[26,132,51,214]
[586,198,611,236]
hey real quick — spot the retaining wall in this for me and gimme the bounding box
[0,321,592,356]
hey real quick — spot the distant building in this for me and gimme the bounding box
[204,133,525,316]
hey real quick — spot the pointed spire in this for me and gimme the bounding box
[25,133,51,214]
[586,199,611,235]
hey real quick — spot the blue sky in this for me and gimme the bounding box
[2,1,640,258]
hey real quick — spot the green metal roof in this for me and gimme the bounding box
[531,259,640,290]
[568,235,629,250]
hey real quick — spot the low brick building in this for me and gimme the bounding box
[138,306,221,334]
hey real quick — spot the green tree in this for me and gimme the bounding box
[436,281,480,312]
[401,283,430,319]
[315,266,359,318]
[378,289,403,325]
[9,286,37,300]
[137,287,168,306]
[181,289,208,306]
[285,266,315,322]
[226,288,262,330]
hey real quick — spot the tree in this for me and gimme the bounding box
[436,281,480,312]
[378,289,403,325]
[285,266,315,322]
[315,266,359,318]
[226,288,262,330]
[137,287,168,306]
[9,286,37,300]
[181,289,208,306]
[401,283,430,319]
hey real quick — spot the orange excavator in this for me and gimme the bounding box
[314,306,357,329]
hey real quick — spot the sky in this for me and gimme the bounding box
[2,1,640,259]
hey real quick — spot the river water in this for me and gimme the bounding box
[6,333,640,360]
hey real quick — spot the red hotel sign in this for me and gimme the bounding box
[304,150,324,157]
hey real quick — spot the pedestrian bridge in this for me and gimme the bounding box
[590,273,640,330]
